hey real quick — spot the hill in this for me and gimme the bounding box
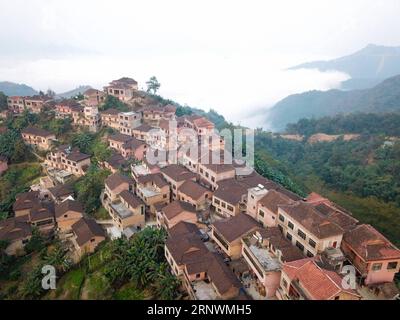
[0,81,37,96]
[290,44,400,90]
[267,74,400,131]
[56,85,92,99]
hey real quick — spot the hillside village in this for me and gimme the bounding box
[0,76,400,300]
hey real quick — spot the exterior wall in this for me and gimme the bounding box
[101,114,119,129]
[105,86,136,101]
[212,195,241,217]
[277,207,343,257]
[136,184,170,213]
[24,99,45,113]
[178,190,212,210]
[105,182,131,203]
[257,205,278,228]
[241,241,281,298]
[165,246,184,276]
[341,241,400,285]
[57,211,83,233]
[247,188,268,219]
[7,97,25,113]
[14,208,31,217]
[211,226,242,259]
[22,133,56,150]
[198,165,235,190]
[78,236,105,255]
[163,211,197,229]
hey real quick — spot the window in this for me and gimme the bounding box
[227,205,234,212]
[296,241,304,251]
[297,229,306,240]
[306,251,314,258]
[259,210,265,218]
[278,214,285,222]
[278,225,283,233]
[309,238,316,248]
[371,263,382,271]
[214,198,220,205]
[387,262,398,270]
[196,273,201,279]
[286,233,292,241]
[288,221,294,230]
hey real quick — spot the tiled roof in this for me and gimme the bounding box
[178,180,210,200]
[119,190,144,208]
[162,200,197,220]
[49,184,74,198]
[22,127,54,138]
[105,172,133,190]
[137,172,168,188]
[259,190,294,214]
[161,164,196,182]
[66,150,91,162]
[213,214,262,243]
[282,258,359,300]
[13,191,40,211]
[108,133,133,143]
[101,108,120,116]
[71,218,105,247]
[214,179,248,205]
[343,224,400,261]
[279,201,344,239]
[0,217,32,241]
[55,200,84,218]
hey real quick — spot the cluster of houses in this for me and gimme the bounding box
[1,76,400,300]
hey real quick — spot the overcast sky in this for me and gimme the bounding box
[1,0,399,127]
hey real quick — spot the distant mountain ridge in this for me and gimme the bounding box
[290,44,400,90]
[267,74,400,131]
[56,85,92,99]
[0,81,38,96]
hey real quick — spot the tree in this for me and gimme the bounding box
[146,76,161,95]
[0,130,30,163]
[0,92,7,111]
[25,228,46,253]
[74,166,110,214]
[72,132,95,154]
[46,89,56,98]
[100,95,129,112]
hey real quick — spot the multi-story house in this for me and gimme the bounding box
[102,172,134,205]
[277,201,345,258]
[212,179,248,217]
[157,200,197,229]
[83,88,106,107]
[253,189,294,227]
[278,258,360,300]
[100,108,120,129]
[108,133,147,160]
[55,100,82,119]
[45,145,91,176]
[7,96,25,113]
[165,221,242,300]
[135,173,170,213]
[211,213,263,260]
[177,180,212,210]
[104,77,138,102]
[341,224,400,285]
[241,228,304,298]
[24,96,51,113]
[107,190,145,232]
[141,105,176,126]
[160,164,197,200]
[55,199,84,233]
[21,127,56,150]
[184,115,215,136]
[118,111,142,136]
[71,218,105,257]
[0,217,32,255]
[131,123,156,143]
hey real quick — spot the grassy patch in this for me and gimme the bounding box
[113,282,145,300]
[93,207,110,221]
[53,268,86,300]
